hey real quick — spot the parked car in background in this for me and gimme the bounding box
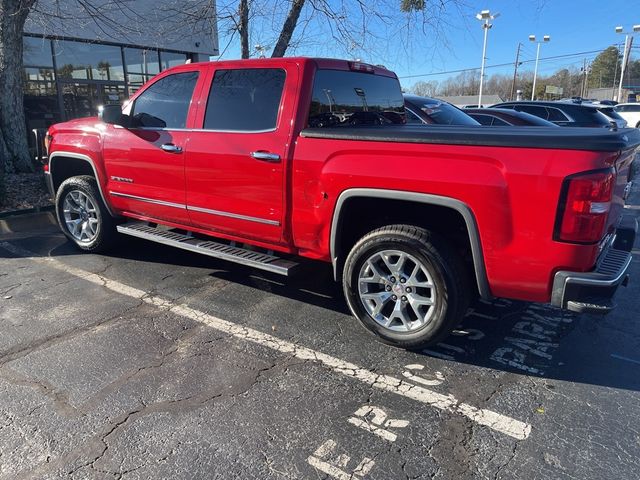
[492,101,615,128]
[615,103,640,128]
[465,108,559,127]
[403,95,479,126]
[557,98,627,128]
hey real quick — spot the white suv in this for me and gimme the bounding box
[615,103,640,128]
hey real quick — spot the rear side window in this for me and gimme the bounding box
[546,107,569,122]
[308,69,405,127]
[471,114,495,125]
[619,104,640,112]
[490,116,510,126]
[204,68,286,131]
[598,107,625,121]
[515,105,549,120]
[132,71,199,128]
[586,110,613,126]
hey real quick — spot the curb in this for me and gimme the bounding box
[0,204,54,219]
[0,209,57,235]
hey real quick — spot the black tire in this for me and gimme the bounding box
[55,175,117,253]
[343,225,470,349]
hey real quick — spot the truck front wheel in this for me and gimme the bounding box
[343,225,469,349]
[55,176,117,253]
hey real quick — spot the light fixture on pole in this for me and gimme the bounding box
[254,44,268,58]
[476,10,500,108]
[615,24,640,102]
[529,34,550,101]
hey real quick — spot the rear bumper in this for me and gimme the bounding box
[551,216,637,314]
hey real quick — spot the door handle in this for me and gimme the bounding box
[161,143,183,153]
[251,151,281,163]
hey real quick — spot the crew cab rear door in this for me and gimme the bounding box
[103,67,205,226]
[184,62,298,245]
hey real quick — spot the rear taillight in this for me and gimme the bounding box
[554,169,615,244]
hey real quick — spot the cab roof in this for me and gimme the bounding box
[167,57,398,78]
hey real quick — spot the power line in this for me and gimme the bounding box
[399,47,620,79]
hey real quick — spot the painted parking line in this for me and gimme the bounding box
[0,242,532,440]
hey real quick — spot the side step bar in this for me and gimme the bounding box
[117,222,299,276]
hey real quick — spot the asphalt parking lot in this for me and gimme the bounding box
[1,182,639,479]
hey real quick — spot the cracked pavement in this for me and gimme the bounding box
[0,178,639,478]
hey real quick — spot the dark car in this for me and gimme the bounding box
[404,94,479,126]
[465,108,559,127]
[491,101,614,128]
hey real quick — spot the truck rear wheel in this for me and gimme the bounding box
[55,176,117,253]
[343,225,469,349]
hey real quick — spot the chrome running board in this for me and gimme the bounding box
[117,222,299,276]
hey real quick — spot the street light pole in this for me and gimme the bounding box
[476,10,499,108]
[530,34,550,101]
[615,25,640,102]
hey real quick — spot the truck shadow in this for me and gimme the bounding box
[207,254,640,393]
[16,231,640,393]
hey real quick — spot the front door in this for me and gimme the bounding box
[103,69,203,226]
[185,64,297,244]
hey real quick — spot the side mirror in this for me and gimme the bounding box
[98,104,128,127]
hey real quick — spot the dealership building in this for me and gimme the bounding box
[22,0,218,142]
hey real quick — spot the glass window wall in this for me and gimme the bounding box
[160,51,188,71]
[23,36,59,151]
[125,47,160,95]
[23,36,53,67]
[21,35,193,126]
[53,40,124,81]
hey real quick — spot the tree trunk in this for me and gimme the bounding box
[271,0,306,58]
[0,0,36,173]
[238,0,249,59]
[0,129,7,203]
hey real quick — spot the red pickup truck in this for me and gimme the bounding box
[44,57,639,348]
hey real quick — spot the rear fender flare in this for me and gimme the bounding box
[330,188,491,299]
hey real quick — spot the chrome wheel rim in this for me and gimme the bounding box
[358,249,438,332]
[62,190,100,243]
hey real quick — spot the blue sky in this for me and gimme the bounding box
[394,0,635,85]
[215,0,637,89]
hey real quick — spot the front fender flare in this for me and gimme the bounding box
[48,151,114,217]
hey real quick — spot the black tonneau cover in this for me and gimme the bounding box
[300,125,640,152]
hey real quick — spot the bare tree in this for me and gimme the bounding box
[238,0,249,58]
[272,0,306,57]
[411,80,439,97]
[222,0,469,60]
[0,0,37,176]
